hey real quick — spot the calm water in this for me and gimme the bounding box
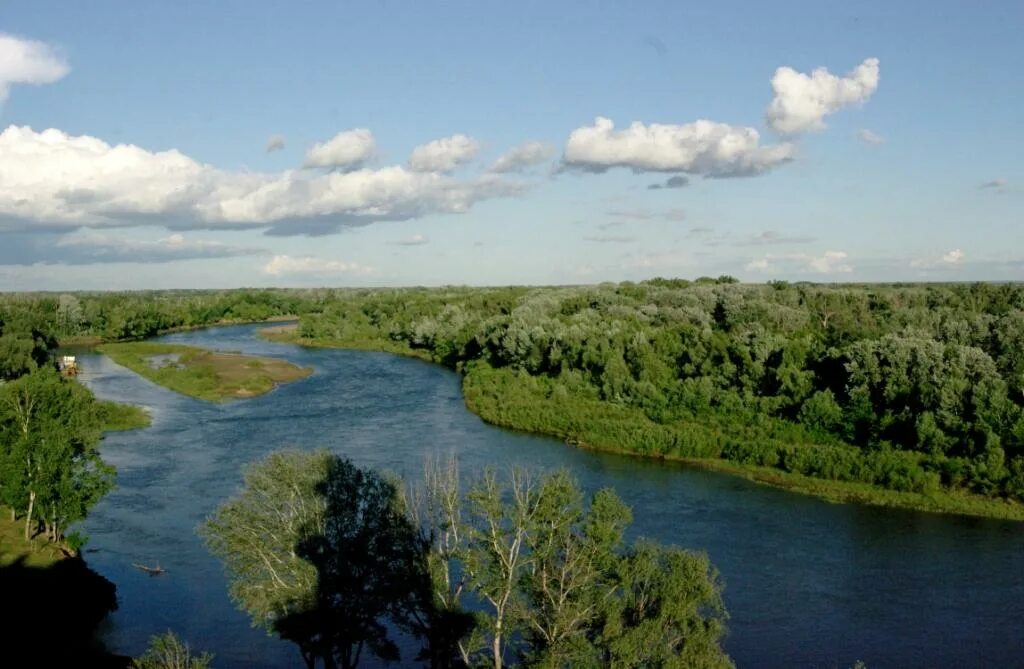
[78,324,1024,668]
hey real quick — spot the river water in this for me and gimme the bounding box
[77,324,1024,668]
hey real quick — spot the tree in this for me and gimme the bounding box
[592,541,733,668]
[520,474,632,668]
[463,468,540,669]
[0,367,114,545]
[201,450,427,669]
[199,450,327,636]
[132,631,214,669]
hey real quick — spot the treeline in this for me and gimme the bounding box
[202,450,732,668]
[5,281,1024,507]
[291,280,1024,505]
[0,288,314,342]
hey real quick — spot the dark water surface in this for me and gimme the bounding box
[78,324,1024,668]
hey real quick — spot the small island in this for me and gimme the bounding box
[98,342,312,402]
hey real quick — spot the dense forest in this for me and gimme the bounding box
[3,281,1024,518]
[285,280,1024,514]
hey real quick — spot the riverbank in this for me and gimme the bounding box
[98,342,312,402]
[261,325,1024,521]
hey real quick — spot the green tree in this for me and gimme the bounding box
[132,631,214,669]
[594,542,733,668]
[0,367,114,545]
[201,450,427,669]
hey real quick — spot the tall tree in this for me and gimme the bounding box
[202,450,427,669]
[0,367,114,545]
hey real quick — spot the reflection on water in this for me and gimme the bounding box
[80,324,1024,668]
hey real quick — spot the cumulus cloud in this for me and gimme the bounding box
[808,250,852,273]
[735,230,815,246]
[647,175,689,190]
[0,34,69,103]
[980,178,1007,190]
[409,134,480,172]
[857,129,885,145]
[0,125,523,236]
[388,233,429,246]
[911,249,967,270]
[746,250,852,274]
[262,254,373,276]
[265,134,286,153]
[943,249,965,264]
[487,141,555,173]
[563,116,794,177]
[303,128,375,169]
[0,230,264,266]
[766,58,880,134]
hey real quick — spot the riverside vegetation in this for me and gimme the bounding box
[5,282,1024,518]
[2,282,1018,665]
[201,450,733,669]
[272,280,1024,519]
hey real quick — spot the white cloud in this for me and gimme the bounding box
[388,233,430,246]
[409,134,480,172]
[943,249,965,264]
[262,254,373,276]
[562,116,794,177]
[0,125,523,236]
[265,134,286,153]
[0,34,69,103]
[303,128,375,169]
[766,58,880,134]
[488,141,555,173]
[911,249,967,270]
[980,178,1007,189]
[857,129,885,145]
[808,250,852,273]
[746,250,852,274]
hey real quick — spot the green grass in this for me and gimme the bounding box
[258,324,435,361]
[96,399,151,431]
[0,507,66,568]
[265,329,1024,521]
[98,341,313,403]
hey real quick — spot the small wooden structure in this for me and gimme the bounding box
[59,355,79,377]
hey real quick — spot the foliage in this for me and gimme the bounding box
[279,282,1024,512]
[0,367,115,546]
[413,458,733,668]
[201,450,426,669]
[132,631,215,669]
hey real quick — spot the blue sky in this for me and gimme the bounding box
[0,1,1020,289]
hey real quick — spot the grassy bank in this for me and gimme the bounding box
[259,323,435,361]
[98,341,312,402]
[96,398,151,431]
[0,507,66,568]
[264,328,1024,521]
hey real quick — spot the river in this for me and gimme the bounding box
[77,324,1024,668]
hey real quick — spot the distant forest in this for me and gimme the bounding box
[3,279,1024,514]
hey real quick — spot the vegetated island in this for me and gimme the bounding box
[260,280,1024,521]
[98,342,312,402]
